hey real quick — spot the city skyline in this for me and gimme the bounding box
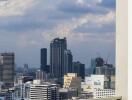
[0,0,115,68]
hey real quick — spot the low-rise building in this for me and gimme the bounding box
[59,88,78,100]
[93,88,115,99]
[30,80,60,100]
[63,73,81,95]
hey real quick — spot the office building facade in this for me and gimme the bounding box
[40,48,47,72]
[0,53,15,83]
[50,38,67,82]
[64,50,73,74]
[93,89,115,99]
[72,61,85,80]
[30,81,60,100]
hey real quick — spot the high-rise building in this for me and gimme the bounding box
[50,37,67,82]
[72,61,85,80]
[40,48,47,72]
[0,53,15,83]
[64,50,73,74]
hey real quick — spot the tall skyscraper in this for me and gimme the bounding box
[50,37,67,82]
[64,50,73,74]
[0,53,15,83]
[72,61,85,80]
[40,48,47,72]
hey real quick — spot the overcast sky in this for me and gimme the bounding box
[0,0,115,68]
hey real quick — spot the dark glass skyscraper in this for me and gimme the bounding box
[41,48,47,72]
[50,37,67,82]
[64,50,73,74]
[72,61,85,80]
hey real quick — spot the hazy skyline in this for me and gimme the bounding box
[0,0,115,68]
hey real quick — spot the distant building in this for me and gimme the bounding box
[95,57,104,67]
[64,50,73,74]
[95,65,115,76]
[23,64,29,76]
[0,53,15,84]
[63,73,81,95]
[40,48,47,72]
[90,57,115,76]
[50,37,67,83]
[72,61,85,80]
[36,69,44,81]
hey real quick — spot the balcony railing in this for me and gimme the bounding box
[71,96,122,100]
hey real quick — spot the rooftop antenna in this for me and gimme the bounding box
[105,53,111,64]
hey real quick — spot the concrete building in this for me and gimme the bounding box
[93,89,115,99]
[36,69,44,81]
[63,73,81,95]
[0,53,15,84]
[14,83,30,100]
[30,80,59,100]
[82,75,115,94]
[81,77,93,93]
[59,88,78,100]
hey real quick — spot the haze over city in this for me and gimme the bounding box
[0,0,115,67]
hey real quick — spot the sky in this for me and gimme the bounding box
[0,0,116,68]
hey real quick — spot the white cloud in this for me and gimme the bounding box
[55,11,115,36]
[76,0,102,7]
[17,34,40,48]
[0,0,38,16]
[76,0,84,5]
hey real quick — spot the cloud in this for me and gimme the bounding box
[0,0,38,16]
[16,35,39,48]
[57,0,108,14]
[54,11,115,36]
[99,0,116,9]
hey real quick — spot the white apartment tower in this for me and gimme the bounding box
[30,80,59,100]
